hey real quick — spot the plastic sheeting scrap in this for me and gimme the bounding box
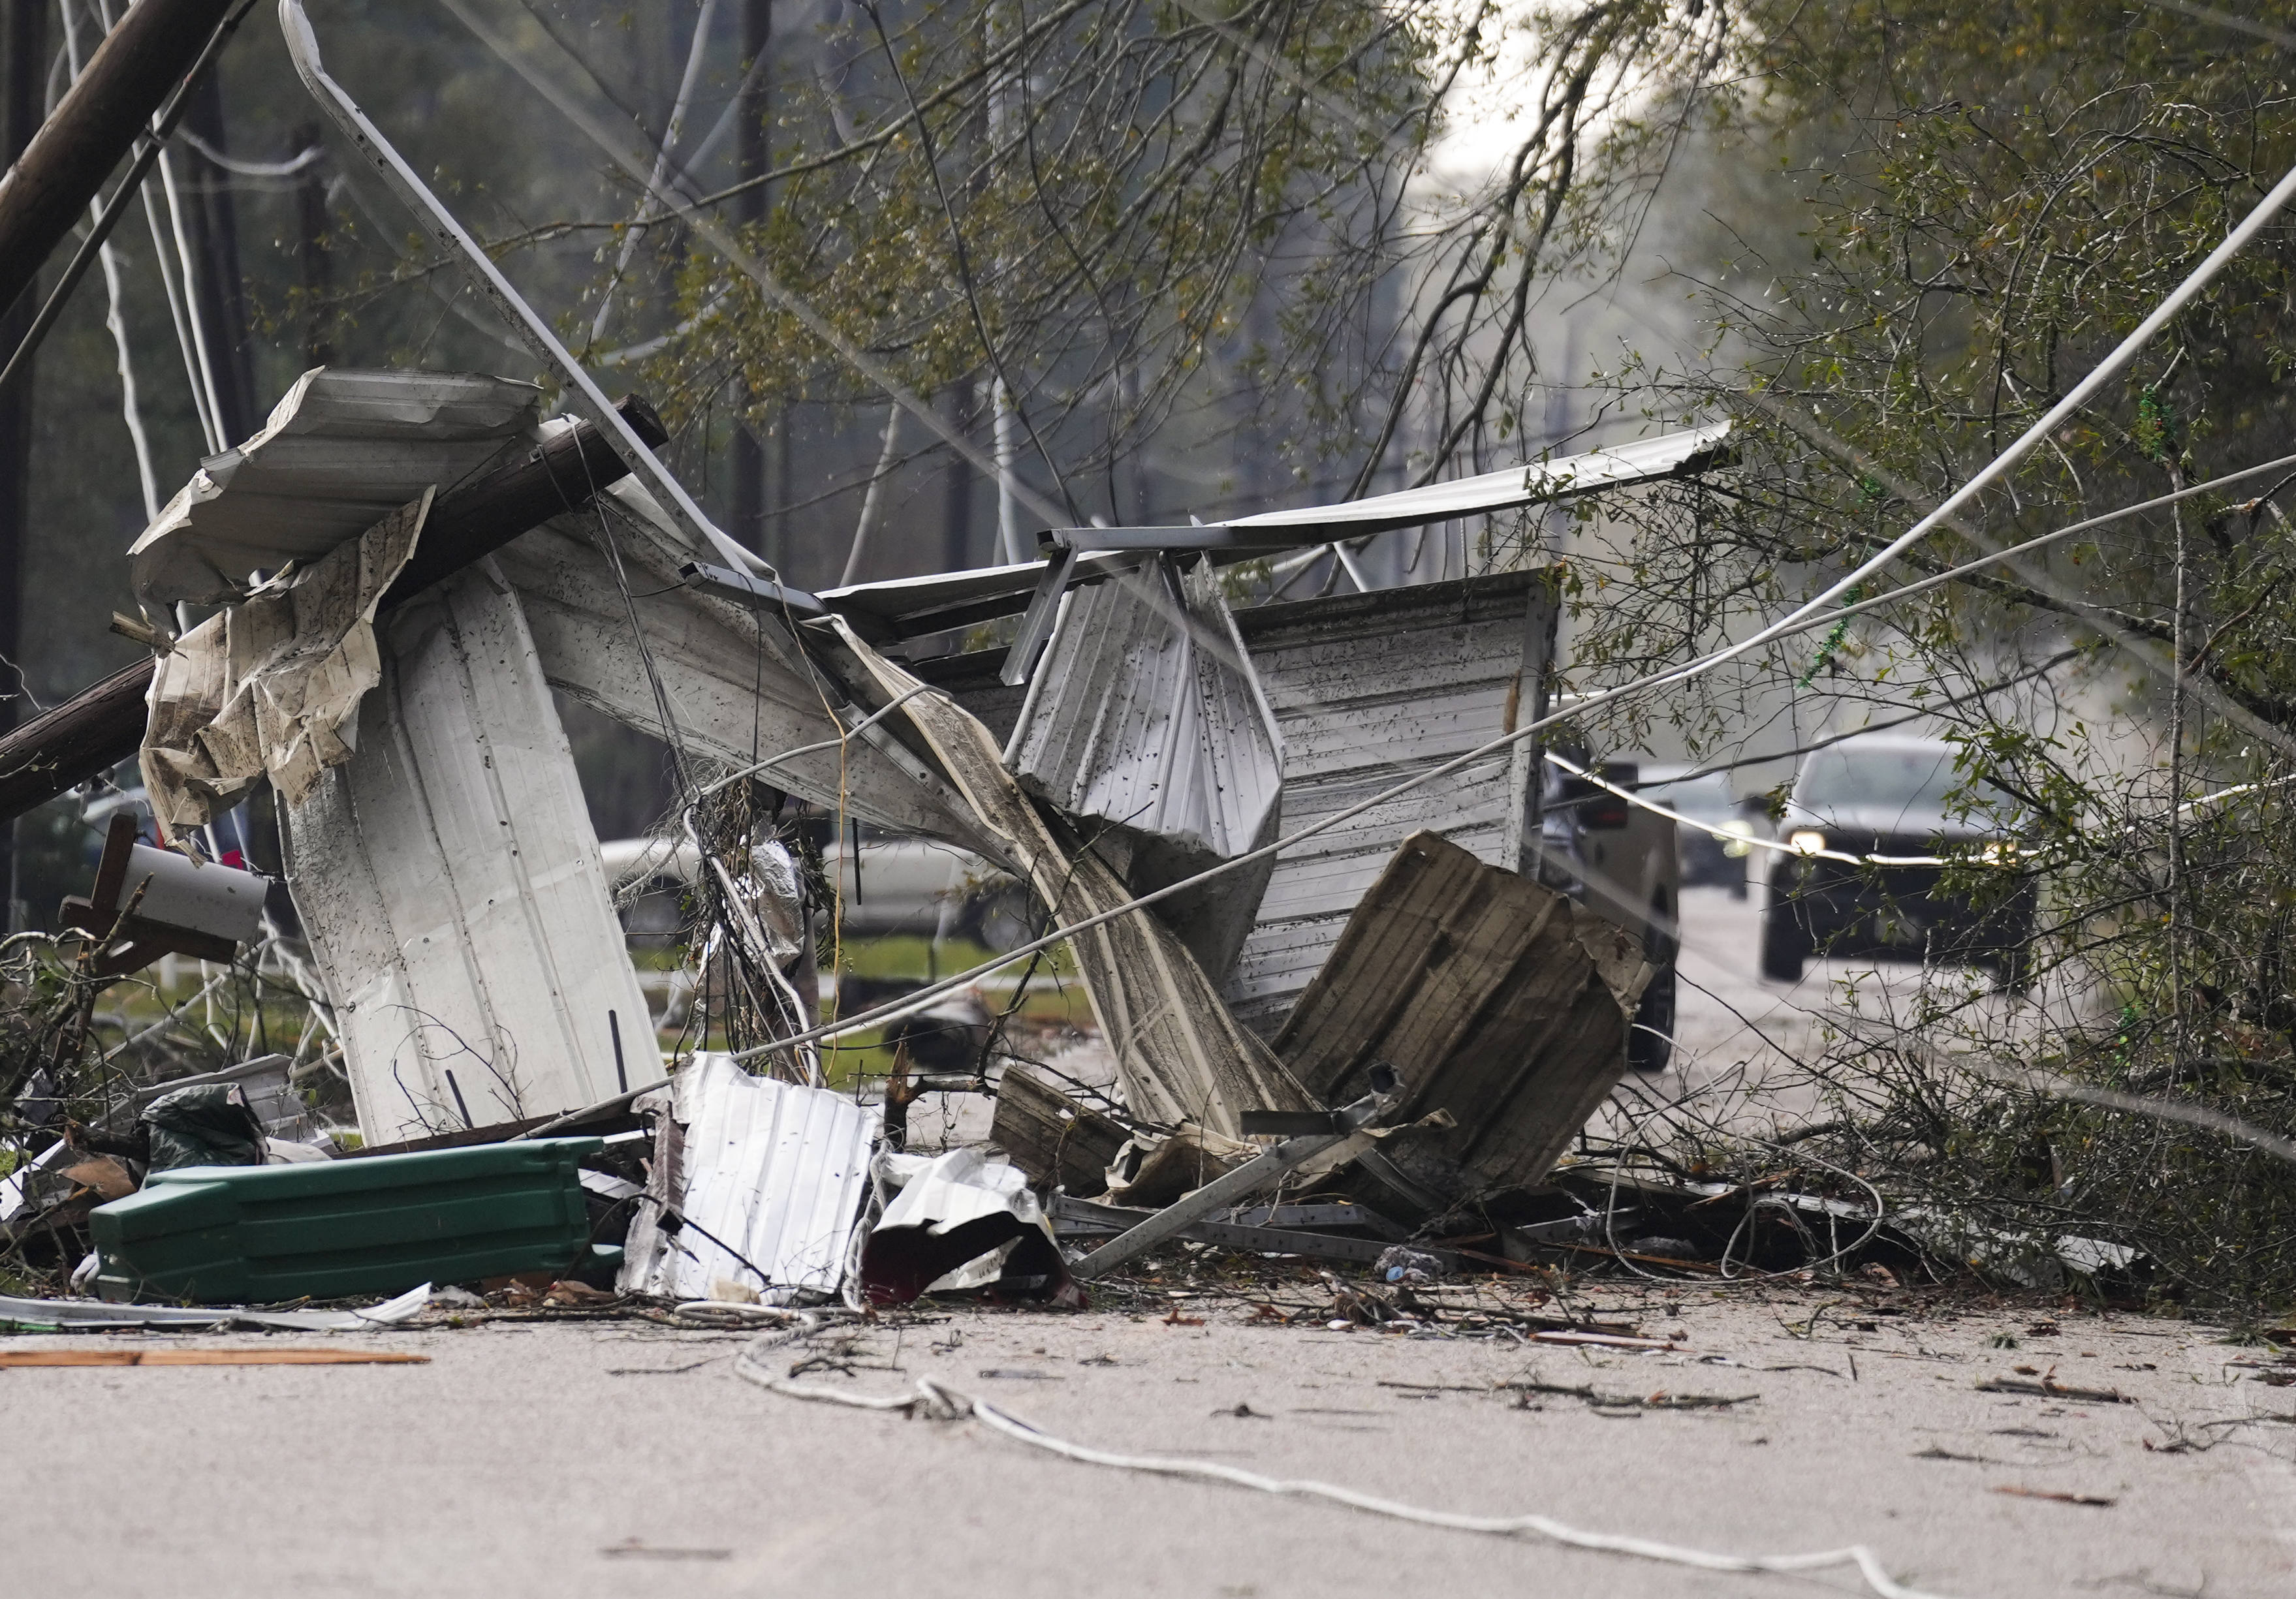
[141,489,430,833]
[619,1055,876,1305]
[858,1146,1075,1306]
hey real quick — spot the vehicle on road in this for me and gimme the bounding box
[1759,734,2033,987]
[1537,751,1684,1074]
[1636,764,1760,898]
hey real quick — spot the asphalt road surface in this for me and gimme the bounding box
[7,1284,2290,1598]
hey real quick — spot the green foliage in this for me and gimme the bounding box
[1571,0,2296,1312]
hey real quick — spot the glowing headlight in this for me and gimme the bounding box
[1721,819,1753,857]
[1787,829,1828,856]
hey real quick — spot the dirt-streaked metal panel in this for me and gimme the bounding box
[1222,569,1558,1036]
[490,497,1004,859]
[283,560,657,1144]
[619,1053,876,1303]
[1275,830,1648,1196]
[129,368,540,606]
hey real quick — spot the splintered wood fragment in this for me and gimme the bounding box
[1274,831,1652,1194]
[990,1070,1129,1196]
[1530,1330,1682,1351]
[1992,1485,2116,1508]
[0,1348,430,1367]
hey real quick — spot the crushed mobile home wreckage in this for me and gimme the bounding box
[0,356,1733,1311]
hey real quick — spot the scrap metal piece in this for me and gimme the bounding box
[858,1145,1072,1305]
[127,367,539,606]
[988,1070,1129,1196]
[824,619,1313,1136]
[1035,424,1733,555]
[1069,1068,1398,1280]
[1275,831,1651,1196]
[284,562,656,1143]
[805,427,1729,645]
[1223,568,1558,1035]
[1004,554,1283,978]
[90,1139,605,1303]
[617,1053,877,1305]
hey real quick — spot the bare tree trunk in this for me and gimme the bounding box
[0,0,47,930]
[181,69,258,442]
[292,119,334,365]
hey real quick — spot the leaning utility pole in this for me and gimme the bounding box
[0,0,46,928]
[0,0,238,322]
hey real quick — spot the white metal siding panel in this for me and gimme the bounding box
[285,560,656,1143]
[633,1054,875,1302]
[1222,576,1549,1036]
[129,368,540,605]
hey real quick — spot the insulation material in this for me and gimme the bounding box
[283,560,655,1144]
[1222,570,1557,1036]
[618,1054,876,1305]
[129,367,540,606]
[487,492,1003,856]
[140,492,429,835]
[1276,830,1650,1196]
[1004,555,1283,977]
[824,619,1311,1137]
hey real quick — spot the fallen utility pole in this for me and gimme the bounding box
[0,0,260,403]
[0,393,669,822]
[0,0,238,322]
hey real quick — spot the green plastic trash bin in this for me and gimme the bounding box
[91,1136,608,1304]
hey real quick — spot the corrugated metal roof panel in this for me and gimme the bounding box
[1002,555,1284,977]
[1005,556,1281,863]
[630,1054,876,1303]
[129,368,541,606]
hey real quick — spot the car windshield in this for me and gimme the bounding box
[1798,745,1961,812]
[1639,771,1735,818]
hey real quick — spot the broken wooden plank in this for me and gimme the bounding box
[1274,830,1650,1196]
[0,1348,429,1367]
